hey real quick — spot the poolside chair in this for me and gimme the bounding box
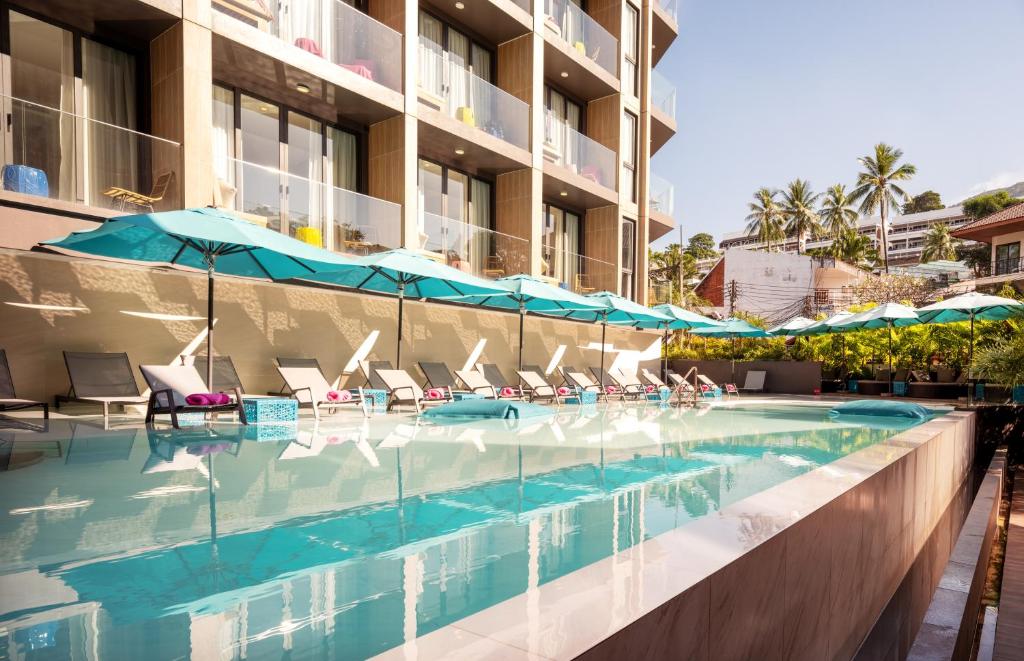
[605,369,647,400]
[270,357,331,395]
[455,369,516,399]
[738,370,767,393]
[696,374,729,399]
[376,369,451,413]
[667,372,698,397]
[522,364,545,378]
[56,351,149,421]
[478,364,526,398]
[187,355,273,398]
[358,360,394,391]
[0,349,48,418]
[640,368,680,401]
[564,371,606,399]
[277,365,370,420]
[417,362,460,400]
[139,364,247,429]
[516,370,566,406]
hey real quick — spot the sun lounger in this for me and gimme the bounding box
[56,351,149,421]
[0,349,48,418]
[270,357,328,395]
[376,369,451,413]
[522,364,545,378]
[516,370,567,405]
[564,371,606,399]
[277,365,369,420]
[640,368,683,401]
[697,374,734,399]
[455,369,522,399]
[479,365,526,398]
[359,360,394,391]
[738,370,766,393]
[189,355,274,398]
[418,362,460,400]
[139,364,247,429]
[606,369,647,400]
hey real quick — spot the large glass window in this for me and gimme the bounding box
[623,4,639,97]
[996,242,1021,275]
[417,159,494,273]
[418,10,494,105]
[543,203,582,288]
[622,111,638,203]
[621,218,636,300]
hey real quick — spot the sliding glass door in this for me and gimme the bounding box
[543,204,581,287]
[417,159,493,274]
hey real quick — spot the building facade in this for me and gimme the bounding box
[953,201,1024,293]
[719,206,974,268]
[0,0,678,302]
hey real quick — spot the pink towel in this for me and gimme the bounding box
[557,386,571,396]
[426,388,445,400]
[605,385,619,394]
[185,393,231,406]
[500,386,516,397]
[645,385,656,393]
[187,442,231,456]
[326,390,353,402]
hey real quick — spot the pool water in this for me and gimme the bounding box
[0,403,930,660]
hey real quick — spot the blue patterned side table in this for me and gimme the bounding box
[243,398,298,423]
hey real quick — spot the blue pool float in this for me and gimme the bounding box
[422,399,554,420]
[829,400,931,419]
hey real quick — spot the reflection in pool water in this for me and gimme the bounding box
[0,403,927,660]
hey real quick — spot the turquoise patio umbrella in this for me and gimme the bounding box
[41,207,356,389]
[303,248,510,368]
[834,302,920,394]
[791,310,856,372]
[916,292,1023,405]
[689,318,771,381]
[767,316,816,336]
[456,274,608,370]
[643,304,722,380]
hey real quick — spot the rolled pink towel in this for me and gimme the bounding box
[645,385,656,393]
[186,392,231,406]
[426,388,445,400]
[326,390,353,402]
[605,385,618,394]
[557,386,571,396]
[500,386,516,397]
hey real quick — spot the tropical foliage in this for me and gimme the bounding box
[902,190,944,214]
[849,143,917,273]
[920,223,959,263]
[745,188,785,252]
[963,190,1023,219]
[648,233,719,306]
[780,179,823,253]
[819,184,859,237]
[829,228,878,268]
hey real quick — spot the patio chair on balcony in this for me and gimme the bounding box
[0,349,48,419]
[102,171,174,212]
[483,256,506,279]
[574,274,597,294]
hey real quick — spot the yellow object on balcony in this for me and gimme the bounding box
[573,41,586,56]
[456,106,476,127]
[295,227,323,248]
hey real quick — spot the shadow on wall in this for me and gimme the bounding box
[0,250,658,400]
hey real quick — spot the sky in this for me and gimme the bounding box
[650,0,1024,249]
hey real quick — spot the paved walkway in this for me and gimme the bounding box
[993,468,1024,660]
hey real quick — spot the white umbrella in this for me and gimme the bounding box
[835,303,920,394]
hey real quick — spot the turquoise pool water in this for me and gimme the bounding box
[0,403,930,660]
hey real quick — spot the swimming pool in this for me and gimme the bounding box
[0,402,934,660]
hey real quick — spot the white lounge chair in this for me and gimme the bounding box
[516,370,566,406]
[277,365,369,419]
[455,369,522,400]
[607,369,647,400]
[739,370,766,393]
[139,364,247,429]
[375,369,450,413]
[564,371,607,400]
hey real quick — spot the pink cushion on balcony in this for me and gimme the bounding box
[341,63,375,81]
[185,393,231,406]
[294,38,323,57]
[579,165,601,185]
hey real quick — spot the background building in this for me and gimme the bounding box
[0,0,679,302]
[953,201,1024,293]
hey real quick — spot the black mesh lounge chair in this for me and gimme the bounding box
[480,364,515,389]
[271,357,327,395]
[55,351,148,420]
[418,362,460,399]
[139,364,247,429]
[192,355,244,392]
[522,364,545,378]
[360,361,394,391]
[0,349,48,418]
[589,366,613,387]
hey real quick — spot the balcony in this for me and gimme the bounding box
[418,0,531,44]
[542,111,617,207]
[541,247,616,294]
[211,0,403,122]
[417,37,531,172]
[651,0,679,65]
[973,258,1024,288]
[0,95,181,217]
[542,0,619,99]
[650,68,677,154]
[420,212,530,280]
[224,158,401,255]
[648,173,675,240]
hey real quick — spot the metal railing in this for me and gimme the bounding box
[222,158,401,254]
[655,0,678,22]
[543,0,619,77]
[651,68,677,121]
[214,0,403,92]
[420,212,530,280]
[543,110,616,190]
[0,94,181,213]
[977,257,1024,278]
[418,37,530,150]
[649,173,674,217]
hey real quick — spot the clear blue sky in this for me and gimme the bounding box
[651,0,1024,249]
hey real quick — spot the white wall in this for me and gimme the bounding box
[722,248,816,317]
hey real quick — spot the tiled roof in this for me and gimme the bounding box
[954,201,1024,234]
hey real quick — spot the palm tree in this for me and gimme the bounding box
[780,179,823,254]
[920,223,958,263]
[745,187,785,252]
[819,184,859,237]
[830,227,878,269]
[849,143,917,273]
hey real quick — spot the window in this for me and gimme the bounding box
[418,10,494,100]
[621,219,636,300]
[623,4,639,97]
[543,203,582,288]
[622,112,638,203]
[417,159,495,275]
[996,242,1021,275]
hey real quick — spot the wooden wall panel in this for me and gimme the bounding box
[586,94,620,153]
[150,24,185,210]
[368,115,406,205]
[496,169,533,275]
[497,35,533,105]
[586,0,622,43]
[368,0,404,33]
[584,205,620,292]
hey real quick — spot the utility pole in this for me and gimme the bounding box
[677,223,684,306]
[728,279,737,316]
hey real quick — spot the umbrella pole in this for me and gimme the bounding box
[888,322,893,396]
[662,325,670,381]
[206,264,215,391]
[518,302,525,371]
[396,283,405,369]
[732,336,736,383]
[599,315,607,390]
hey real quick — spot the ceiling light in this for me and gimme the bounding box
[560,71,569,78]
[296,83,311,93]
[560,190,568,197]
[455,1,465,8]
[455,148,465,155]
[259,105,269,112]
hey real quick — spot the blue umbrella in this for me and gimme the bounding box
[456,274,607,370]
[689,318,771,381]
[42,208,355,388]
[645,304,722,379]
[767,316,816,336]
[303,249,510,368]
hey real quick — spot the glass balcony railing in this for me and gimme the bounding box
[542,246,616,294]
[655,0,678,23]
[0,95,181,213]
[543,0,618,77]
[223,158,401,254]
[649,173,674,217]
[543,111,616,190]
[417,38,530,150]
[420,212,530,280]
[213,0,402,92]
[651,68,677,121]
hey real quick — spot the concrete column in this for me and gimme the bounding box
[528,13,547,276]
[636,0,654,303]
[400,0,420,249]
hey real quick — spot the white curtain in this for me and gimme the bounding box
[447,31,469,114]
[418,14,444,98]
[565,212,580,286]
[81,39,137,207]
[211,86,235,187]
[328,128,360,247]
[470,45,493,133]
[282,0,325,58]
[565,102,580,171]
